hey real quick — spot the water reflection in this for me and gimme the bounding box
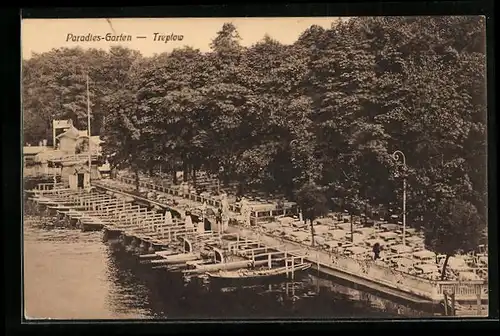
[24,216,422,320]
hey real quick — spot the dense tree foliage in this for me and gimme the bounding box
[423,198,484,280]
[23,17,487,253]
[295,182,329,247]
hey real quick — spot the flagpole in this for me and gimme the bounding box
[86,73,92,185]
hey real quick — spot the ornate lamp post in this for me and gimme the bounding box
[392,150,407,246]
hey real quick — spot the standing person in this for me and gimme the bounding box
[373,242,381,260]
[216,207,223,226]
[240,197,251,226]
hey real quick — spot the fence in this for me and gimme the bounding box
[227,225,488,302]
[437,281,487,300]
[47,153,100,163]
[115,175,243,213]
[114,175,300,219]
[28,182,67,191]
[23,166,61,177]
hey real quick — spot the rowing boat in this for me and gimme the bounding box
[206,263,311,281]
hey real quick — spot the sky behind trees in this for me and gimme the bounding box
[22,17,347,59]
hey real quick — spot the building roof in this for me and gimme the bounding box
[35,149,65,162]
[72,165,91,174]
[91,135,104,144]
[23,146,48,156]
[54,122,104,151]
[75,131,104,144]
[56,125,80,140]
[53,119,73,129]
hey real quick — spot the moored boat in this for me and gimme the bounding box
[205,262,311,281]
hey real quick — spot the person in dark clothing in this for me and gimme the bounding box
[216,208,222,226]
[373,242,381,260]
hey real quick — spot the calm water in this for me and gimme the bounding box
[23,215,421,320]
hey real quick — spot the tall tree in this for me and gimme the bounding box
[295,182,329,247]
[423,198,484,280]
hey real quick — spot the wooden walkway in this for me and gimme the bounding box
[92,179,244,223]
[26,179,489,317]
[91,178,488,308]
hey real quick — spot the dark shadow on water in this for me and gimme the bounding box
[104,242,402,319]
[24,218,410,320]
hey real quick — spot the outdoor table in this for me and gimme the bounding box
[389,244,414,254]
[329,229,347,240]
[412,250,436,261]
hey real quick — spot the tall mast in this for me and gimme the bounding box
[86,73,92,183]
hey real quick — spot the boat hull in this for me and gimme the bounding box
[206,263,312,284]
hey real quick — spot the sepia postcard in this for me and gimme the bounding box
[21,16,489,320]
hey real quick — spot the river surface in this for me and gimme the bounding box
[23,215,421,320]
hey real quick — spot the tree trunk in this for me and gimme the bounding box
[183,162,188,182]
[310,218,315,247]
[441,254,451,281]
[192,166,197,187]
[222,172,230,186]
[350,214,354,243]
[148,163,154,177]
[172,168,178,185]
[134,166,140,192]
[364,201,368,224]
[238,181,244,196]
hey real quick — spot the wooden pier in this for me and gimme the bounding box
[25,178,489,317]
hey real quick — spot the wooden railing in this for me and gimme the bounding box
[113,175,299,218]
[114,176,243,213]
[47,153,100,162]
[23,166,61,177]
[31,182,67,191]
[436,281,488,300]
[238,227,489,302]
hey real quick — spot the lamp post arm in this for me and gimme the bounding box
[392,150,406,167]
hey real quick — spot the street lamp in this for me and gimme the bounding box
[392,150,407,246]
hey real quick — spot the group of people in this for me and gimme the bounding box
[209,195,252,228]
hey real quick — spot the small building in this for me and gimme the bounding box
[55,125,104,156]
[23,146,48,165]
[75,133,105,156]
[68,164,91,190]
[98,159,111,178]
[52,119,74,148]
[25,119,105,182]
[55,125,81,155]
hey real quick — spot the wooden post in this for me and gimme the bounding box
[291,257,295,280]
[350,214,354,243]
[317,252,320,275]
[443,291,449,316]
[284,248,288,278]
[268,253,272,269]
[450,289,456,316]
[476,285,482,316]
